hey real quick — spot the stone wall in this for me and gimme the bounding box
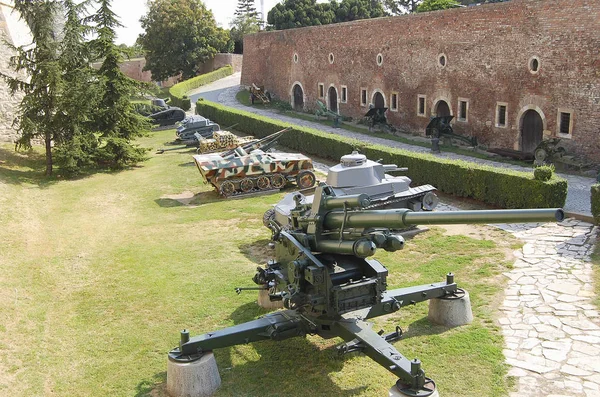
[199,53,243,74]
[241,0,600,162]
[0,4,25,143]
[92,58,180,88]
[106,53,243,87]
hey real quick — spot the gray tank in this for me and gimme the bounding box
[264,151,439,228]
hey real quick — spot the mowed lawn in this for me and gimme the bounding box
[0,129,519,397]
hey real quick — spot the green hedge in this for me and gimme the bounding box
[592,184,600,224]
[168,65,233,111]
[196,100,568,209]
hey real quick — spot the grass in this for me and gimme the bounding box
[233,90,532,168]
[0,130,520,397]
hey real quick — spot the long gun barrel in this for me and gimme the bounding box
[323,208,565,230]
[220,127,290,158]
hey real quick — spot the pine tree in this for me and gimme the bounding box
[52,0,101,174]
[0,0,63,175]
[89,0,150,169]
[235,0,259,19]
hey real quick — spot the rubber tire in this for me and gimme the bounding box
[296,170,316,189]
[263,208,275,227]
[219,181,235,197]
[271,174,286,189]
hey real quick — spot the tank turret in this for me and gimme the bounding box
[264,150,438,230]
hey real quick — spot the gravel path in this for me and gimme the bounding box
[190,75,596,218]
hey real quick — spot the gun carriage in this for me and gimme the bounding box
[425,116,477,152]
[168,184,564,396]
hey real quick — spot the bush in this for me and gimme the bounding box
[533,164,555,181]
[169,65,233,111]
[195,100,568,209]
[592,184,600,225]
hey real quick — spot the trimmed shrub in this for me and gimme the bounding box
[592,184,600,225]
[533,164,554,181]
[196,100,568,209]
[169,65,233,111]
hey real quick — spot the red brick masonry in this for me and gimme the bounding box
[242,0,600,162]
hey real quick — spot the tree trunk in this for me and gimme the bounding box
[45,131,52,176]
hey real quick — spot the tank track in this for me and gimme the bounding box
[216,174,290,198]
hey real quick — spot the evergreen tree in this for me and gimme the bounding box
[235,0,259,19]
[230,0,262,53]
[0,0,63,175]
[89,0,150,169]
[52,0,101,174]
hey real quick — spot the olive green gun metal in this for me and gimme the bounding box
[169,184,563,395]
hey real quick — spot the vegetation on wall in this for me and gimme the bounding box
[168,65,233,111]
[416,0,460,12]
[592,184,600,225]
[196,99,567,208]
[267,0,385,30]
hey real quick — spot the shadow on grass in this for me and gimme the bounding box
[154,190,222,207]
[217,302,367,396]
[238,239,273,265]
[134,371,167,397]
[0,147,59,188]
[400,316,455,340]
[0,147,145,187]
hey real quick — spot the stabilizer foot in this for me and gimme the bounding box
[389,378,439,397]
[428,288,473,327]
[167,352,221,397]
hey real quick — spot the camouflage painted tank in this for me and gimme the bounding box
[197,131,256,154]
[264,151,438,227]
[193,147,316,197]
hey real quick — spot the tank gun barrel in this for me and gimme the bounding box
[323,208,564,230]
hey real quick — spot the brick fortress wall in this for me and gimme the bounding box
[241,0,600,162]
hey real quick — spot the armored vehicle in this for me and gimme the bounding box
[193,140,316,197]
[149,106,186,126]
[176,115,220,141]
[264,151,438,228]
[168,184,564,396]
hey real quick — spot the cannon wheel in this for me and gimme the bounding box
[257,176,271,190]
[240,178,254,192]
[263,208,275,227]
[219,180,235,197]
[271,174,286,189]
[534,148,547,162]
[296,170,316,189]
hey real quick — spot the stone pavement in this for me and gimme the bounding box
[493,219,599,397]
[198,82,596,218]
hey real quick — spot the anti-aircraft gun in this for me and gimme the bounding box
[168,185,564,396]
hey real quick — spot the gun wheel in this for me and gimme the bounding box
[271,174,286,189]
[296,170,316,189]
[219,180,235,197]
[534,148,547,162]
[257,176,271,190]
[240,178,254,192]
